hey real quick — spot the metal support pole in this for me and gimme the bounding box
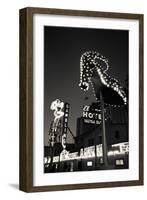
[100,91,109,168]
[50,145,54,169]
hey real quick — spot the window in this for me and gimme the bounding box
[115,159,124,166]
[88,138,94,146]
[115,130,120,139]
[99,136,102,143]
[87,161,93,166]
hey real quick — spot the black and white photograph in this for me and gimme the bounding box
[44,26,129,173]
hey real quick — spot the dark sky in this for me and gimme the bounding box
[44,26,128,146]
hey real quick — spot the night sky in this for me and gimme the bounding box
[44,26,128,146]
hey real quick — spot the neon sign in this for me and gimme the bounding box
[112,142,129,154]
[62,102,70,150]
[49,99,70,150]
[79,51,127,105]
[49,99,64,147]
[45,143,129,163]
[50,99,64,120]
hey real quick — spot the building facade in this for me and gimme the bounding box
[44,104,129,173]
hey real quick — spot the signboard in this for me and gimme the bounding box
[53,156,60,163]
[60,150,79,161]
[62,102,70,149]
[83,105,101,125]
[96,144,103,157]
[44,157,51,164]
[68,152,79,160]
[60,150,69,161]
[112,142,129,154]
[52,142,128,162]
[80,146,95,158]
[84,146,95,158]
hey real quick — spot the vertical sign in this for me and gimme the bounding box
[62,102,70,150]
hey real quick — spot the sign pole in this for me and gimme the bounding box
[100,91,109,168]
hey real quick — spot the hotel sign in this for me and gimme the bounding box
[83,105,101,125]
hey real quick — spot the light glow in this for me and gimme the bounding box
[49,99,64,147]
[87,161,93,166]
[50,99,64,120]
[79,51,127,105]
[46,143,129,163]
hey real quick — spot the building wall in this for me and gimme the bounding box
[45,153,129,173]
[75,105,128,149]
